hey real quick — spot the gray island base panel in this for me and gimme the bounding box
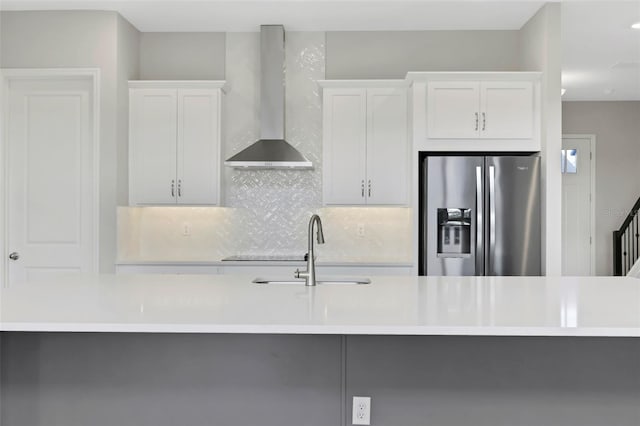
[1,334,639,426]
[1,274,639,336]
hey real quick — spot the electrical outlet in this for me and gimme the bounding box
[182,223,191,237]
[352,396,371,425]
[357,223,366,238]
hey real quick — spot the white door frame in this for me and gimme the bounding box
[562,133,597,275]
[0,68,101,287]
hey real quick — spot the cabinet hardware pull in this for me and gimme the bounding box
[361,180,365,198]
[171,180,175,197]
[475,112,479,131]
[177,180,182,197]
[482,112,486,131]
[368,180,371,197]
[9,252,19,261]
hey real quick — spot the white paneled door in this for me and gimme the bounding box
[562,136,594,276]
[7,77,96,285]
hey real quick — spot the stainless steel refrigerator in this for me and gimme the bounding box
[420,155,541,276]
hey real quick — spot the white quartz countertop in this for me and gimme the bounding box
[1,274,639,336]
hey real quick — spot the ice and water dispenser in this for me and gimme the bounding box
[436,208,471,257]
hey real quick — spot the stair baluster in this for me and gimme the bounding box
[613,197,640,276]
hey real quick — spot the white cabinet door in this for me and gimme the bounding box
[480,81,534,139]
[427,81,480,139]
[366,88,408,205]
[323,88,367,205]
[177,89,220,205]
[129,89,178,205]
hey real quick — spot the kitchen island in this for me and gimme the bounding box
[1,274,639,426]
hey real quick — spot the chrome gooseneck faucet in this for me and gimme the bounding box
[295,214,325,286]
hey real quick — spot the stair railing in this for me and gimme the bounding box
[613,196,640,276]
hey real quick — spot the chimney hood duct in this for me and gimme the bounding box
[225,25,312,169]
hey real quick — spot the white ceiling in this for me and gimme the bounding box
[1,1,639,100]
[0,0,547,31]
[562,1,640,101]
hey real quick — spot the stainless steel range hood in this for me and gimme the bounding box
[225,25,313,170]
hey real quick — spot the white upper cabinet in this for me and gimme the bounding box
[321,82,409,206]
[427,80,534,140]
[129,81,224,206]
[413,73,541,152]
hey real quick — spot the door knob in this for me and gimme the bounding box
[9,252,19,261]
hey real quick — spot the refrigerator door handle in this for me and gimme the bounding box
[475,166,483,275]
[489,165,496,275]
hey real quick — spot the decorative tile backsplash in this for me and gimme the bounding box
[315,207,413,262]
[117,32,412,264]
[117,207,237,262]
[117,206,412,263]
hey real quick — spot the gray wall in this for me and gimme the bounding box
[562,101,640,276]
[325,30,521,79]
[0,10,137,273]
[138,29,523,81]
[139,32,225,80]
[519,3,563,276]
[2,333,639,426]
[116,15,141,207]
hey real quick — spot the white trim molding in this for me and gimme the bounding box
[0,68,101,287]
[406,71,542,83]
[128,80,227,92]
[562,133,597,276]
[317,79,409,89]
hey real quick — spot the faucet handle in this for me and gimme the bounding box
[294,268,301,278]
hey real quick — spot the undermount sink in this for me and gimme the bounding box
[253,277,371,285]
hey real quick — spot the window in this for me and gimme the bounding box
[561,149,577,174]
